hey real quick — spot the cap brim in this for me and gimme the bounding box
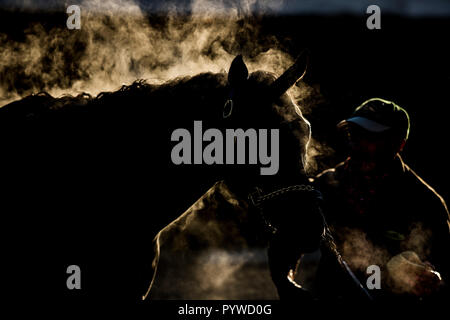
[345,116,390,132]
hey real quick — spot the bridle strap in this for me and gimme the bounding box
[247,184,323,235]
[248,184,321,207]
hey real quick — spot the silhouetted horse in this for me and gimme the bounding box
[0,52,325,301]
[141,53,328,300]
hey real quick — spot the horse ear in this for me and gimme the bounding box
[270,49,309,98]
[228,55,248,87]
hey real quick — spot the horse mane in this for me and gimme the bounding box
[1,72,226,116]
[0,70,285,122]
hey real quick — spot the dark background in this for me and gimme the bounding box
[0,7,449,304]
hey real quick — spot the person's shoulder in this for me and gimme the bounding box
[401,159,449,217]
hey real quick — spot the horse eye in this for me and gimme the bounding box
[223,99,234,118]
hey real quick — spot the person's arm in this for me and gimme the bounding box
[428,200,450,288]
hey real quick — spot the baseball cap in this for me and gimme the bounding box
[342,98,410,140]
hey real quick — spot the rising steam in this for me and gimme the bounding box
[0,0,329,171]
[0,0,298,107]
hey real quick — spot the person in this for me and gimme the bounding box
[311,98,450,301]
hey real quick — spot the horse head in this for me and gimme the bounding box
[223,51,311,181]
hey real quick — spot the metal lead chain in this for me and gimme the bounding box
[248,184,318,235]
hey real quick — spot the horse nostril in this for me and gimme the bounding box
[223,99,234,118]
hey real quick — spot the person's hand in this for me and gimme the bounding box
[386,251,442,296]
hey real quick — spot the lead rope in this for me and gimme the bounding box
[319,208,374,301]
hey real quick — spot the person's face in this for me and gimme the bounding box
[345,124,403,172]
